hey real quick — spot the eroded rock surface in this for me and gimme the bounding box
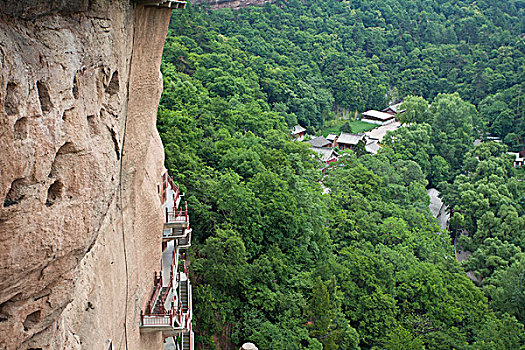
[191,0,274,10]
[0,2,171,349]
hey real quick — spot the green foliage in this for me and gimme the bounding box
[400,96,431,125]
[383,325,424,350]
[339,122,353,134]
[157,1,525,348]
[169,0,525,144]
[430,93,477,172]
[320,120,377,136]
[438,142,525,325]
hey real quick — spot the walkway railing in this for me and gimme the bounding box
[141,312,173,326]
[141,170,192,347]
[165,201,189,224]
[146,272,163,314]
[161,173,181,205]
[135,0,187,9]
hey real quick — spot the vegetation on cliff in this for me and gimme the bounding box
[157,0,525,348]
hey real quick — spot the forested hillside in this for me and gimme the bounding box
[167,0,524,148]
[158,0,525,349]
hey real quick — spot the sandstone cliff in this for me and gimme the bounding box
[190,0,273,10]
[0,2,172,349]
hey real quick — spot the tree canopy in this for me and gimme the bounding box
[157,1,525,348]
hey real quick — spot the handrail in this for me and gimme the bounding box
[176,300,183,326]
[183,260,189,275]
[158,278,172,314]
[147,272,162,313]
[165,206,188,223]
[157,248,178,313]
[186,276,192,326]
[165,174,180,203]
[185,269,190,319]
[140,309,173,326]
[178,268,182,318]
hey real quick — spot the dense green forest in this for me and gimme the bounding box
[158,0,525,349]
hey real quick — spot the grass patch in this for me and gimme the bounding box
[320,119,378,136]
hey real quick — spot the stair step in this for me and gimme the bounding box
[182,332,191,350]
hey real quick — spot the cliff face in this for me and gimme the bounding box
[191,0,273,10]
[0,2,171,349]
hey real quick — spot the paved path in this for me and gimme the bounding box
[365,121,402,142]
[428,190,482,283]
[455,240,482,283]
[427,188,449,230]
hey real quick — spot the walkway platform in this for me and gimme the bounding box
[135,0,186,9]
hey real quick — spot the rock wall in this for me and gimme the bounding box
[0,2,172,349]
[191,0,274,10]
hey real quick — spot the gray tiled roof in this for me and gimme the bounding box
[311,147,339,162]
[365,141,381,154]
[306,136,331,148]
[337,132,364,145]
[382,102,405,114]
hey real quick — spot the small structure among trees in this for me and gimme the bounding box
[290,125,307,141]
[361,110,396,125]
[382,102,405,116]
[335,132,365,150]
[310,147,340,167]
[509,149,525,167]
[306,136,332,148]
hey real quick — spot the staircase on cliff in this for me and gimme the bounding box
[182,331,191,350]
[140,170,193,349]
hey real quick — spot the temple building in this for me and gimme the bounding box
[361,110,396,125]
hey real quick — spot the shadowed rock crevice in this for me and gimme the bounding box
[108,127,120,160]
[13,117,29,140]
[4,178,26,207]
[72,74,79,99]
[62,108,74,121]
[36,81,53,114]
[105,71,119,96]
[45,180,63,207]
[4,82,18,115]
[56,141,79,156]
[23,310,41,331]
[0,299,11,322]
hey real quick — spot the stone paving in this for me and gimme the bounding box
[365,121,402,142]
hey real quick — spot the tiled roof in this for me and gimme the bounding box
[306,136,331,148]
[337,132,364,145]
[290,125,306,135]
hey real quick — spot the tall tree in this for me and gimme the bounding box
[430,93,477,172]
